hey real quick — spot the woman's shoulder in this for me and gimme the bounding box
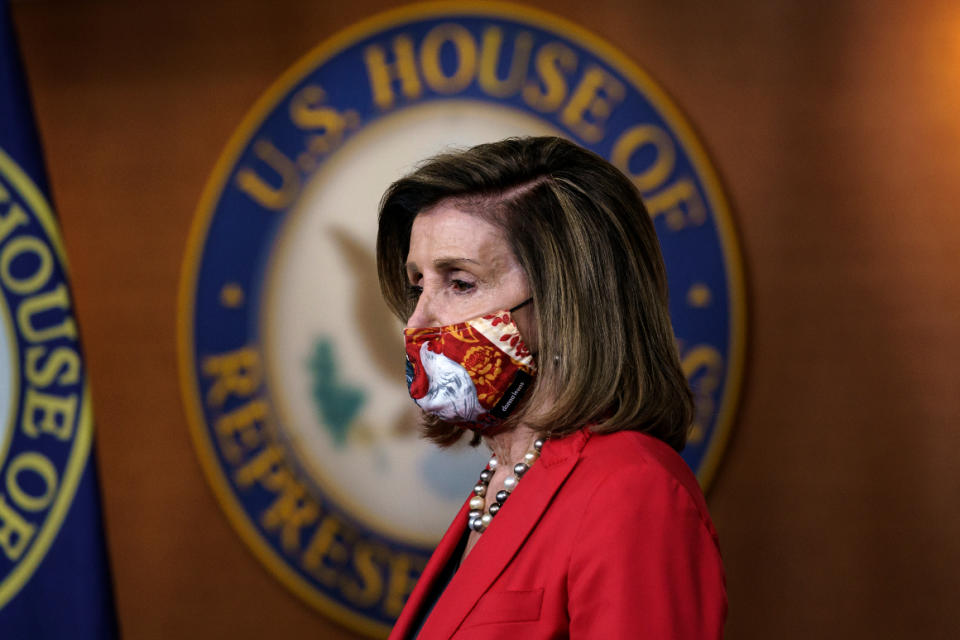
[572,428,714,527]
[558,429,727,636]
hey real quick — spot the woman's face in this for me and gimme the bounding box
[405,204,534,338]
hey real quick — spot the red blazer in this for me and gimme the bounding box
[389,428,727,639]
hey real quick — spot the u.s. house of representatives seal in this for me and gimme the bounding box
[178,2,746,636]
[0,148,93,610]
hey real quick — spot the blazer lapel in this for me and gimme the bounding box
[418,428,591,639]
[389,498,471,640]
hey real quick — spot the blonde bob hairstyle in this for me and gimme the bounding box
[377,136,692,452]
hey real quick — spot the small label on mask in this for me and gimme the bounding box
[489,370,534,419]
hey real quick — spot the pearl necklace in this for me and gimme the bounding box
[468,437,544,533]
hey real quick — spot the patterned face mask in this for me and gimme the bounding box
[404,299,536,432]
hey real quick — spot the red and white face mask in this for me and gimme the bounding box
[404,300,536,432]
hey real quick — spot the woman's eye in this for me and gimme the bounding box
[406,285,423,300]
[451,279,475,293]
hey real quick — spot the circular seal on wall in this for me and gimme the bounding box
[178,2,746,636]
[0,148,93,609]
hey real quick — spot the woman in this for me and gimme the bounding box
[378,136,726,639]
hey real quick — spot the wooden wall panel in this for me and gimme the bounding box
[11,0,960,637]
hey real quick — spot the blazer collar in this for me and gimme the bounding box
[404,427,591,639]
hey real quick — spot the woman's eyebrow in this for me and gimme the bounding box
[432,257,480,270]
[404,256,481,274]
[404,256,482,273]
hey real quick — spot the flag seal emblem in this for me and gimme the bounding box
[0,148,94,609]
[178,2,746,636]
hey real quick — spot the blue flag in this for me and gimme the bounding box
[0,2,118,636]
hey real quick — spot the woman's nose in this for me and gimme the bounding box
[406,291,437,328]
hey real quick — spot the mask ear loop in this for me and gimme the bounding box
[509,297,533,313]
[508,297,538,359]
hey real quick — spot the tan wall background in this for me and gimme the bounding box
[11,0,960,637]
